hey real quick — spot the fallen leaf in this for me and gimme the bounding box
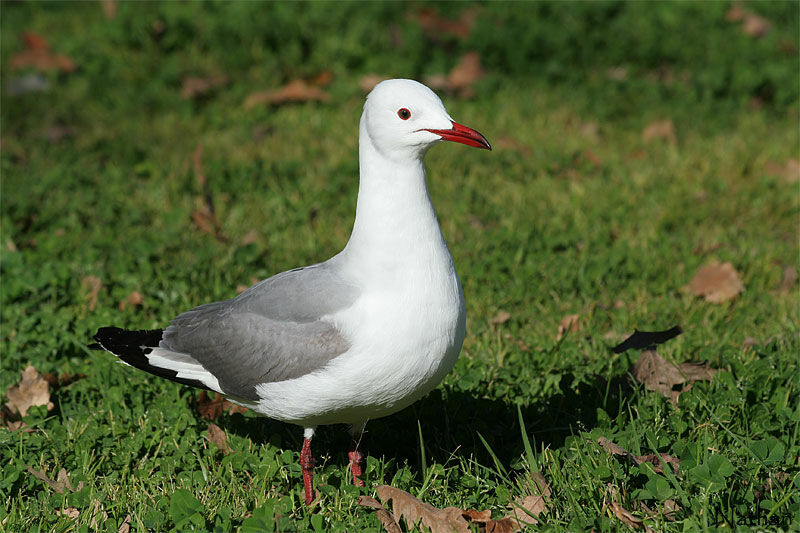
[491,310,511,325]
[310,70,333,88]
[244,79,330,109]
[207,423,231,454]
[426,52,484,98]
[118,514,131,533]
[359,74,389,93]
[598,437,680,474]
[241,229,259,245]
[765,158,800,183]
[6,366,54,418]
[195,390,247,420]
[686,261,743,303]
[611,325,682,353]
[778,265,798,293]
[191,144,227,242]
[119,290,144,311]
[375,485,471,533]
[89,500,108,529]
[101,0,117,19]
[6,238,17,252]
[448,52,484,94]
[56,507,80,519]
[642,120,676,144]
[26,467,83,493]
[631,349,718,404]
[608,501,648,530]
[41,371,86,391]
[494,136,531,155]
[10,31,76,73]
[606,66,628,81]
[416,7,477,39]
[82,275,103,310]
[180,75,229,99]
[556,314,580,341]
[742,12,771,37]
[357,495,402,533]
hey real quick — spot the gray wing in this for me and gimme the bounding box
[161,261,358,400]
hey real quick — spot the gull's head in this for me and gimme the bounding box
[362,79,491,160]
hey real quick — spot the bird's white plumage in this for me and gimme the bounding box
[110,79,474,432]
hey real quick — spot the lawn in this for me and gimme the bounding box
[1,2,798,531]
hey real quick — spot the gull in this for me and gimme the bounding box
[91,79,491,505]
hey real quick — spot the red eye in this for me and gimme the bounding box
[397,108,411,120]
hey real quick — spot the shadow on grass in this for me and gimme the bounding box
[214,372,630,480]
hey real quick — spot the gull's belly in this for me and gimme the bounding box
[252,271,466,426]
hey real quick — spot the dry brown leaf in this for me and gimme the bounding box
[448,52,484,92]
[244,79,330,109]
[631,349,718,404]
[491,310,512,325]
[26,466,83,494]
[765,158,800,183]
[241,229,259,245]
[376,485,471,533]
[118,514,131,533]
[6,237,18,252]
[608,501,648,530]
[357,496,402,533]
[56,507,80,519]
[82,275,103,310]
[310,70,333,88]
[195,390,247,420]
[360,74,390,93]
[778,265,798,293]
[6,366,54,418]
[642,120,676,144]
[89,500,108,529]
[556,314,580,341]
[686,261,743,303]
[598,437,680,474]
[426,52,484,98]
[207,423,231,455]
[494,136,531,155]
[119,290,144,311]
[416,7,477,39]
[101,0,117,19]
[180,75,229,99]
[742,12,772,37]
[10,31,76,73]
[191,144,227,242]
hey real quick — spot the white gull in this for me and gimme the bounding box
[91,79,491,505]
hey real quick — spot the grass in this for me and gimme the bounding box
[2,2,799,531]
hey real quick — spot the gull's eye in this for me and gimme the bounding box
[397,108,411,120]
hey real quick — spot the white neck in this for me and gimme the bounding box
[340,116,451,278]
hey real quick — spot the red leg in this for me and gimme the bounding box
[348,439,365,487]
[300,437,315,505]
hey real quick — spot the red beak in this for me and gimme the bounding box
[424,122,491,150]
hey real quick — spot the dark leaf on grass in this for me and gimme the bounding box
[612,325,682,353]
[598,437,680,474]
[10,31,76,73]
[101,0,117,20]
[42,371,86,390]
[359,74,390,93]
[631,350,718,404]
[356,496,402,533]
[244,79,330,109]
[416,7,477,39]
[6,365,54,419]
[180,75,229,99]
[195,390,247,420]
[191,144,227,242]
[685,261,743,303]
[207,423,231,455]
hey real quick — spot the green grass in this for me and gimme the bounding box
[2,2,799,531]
